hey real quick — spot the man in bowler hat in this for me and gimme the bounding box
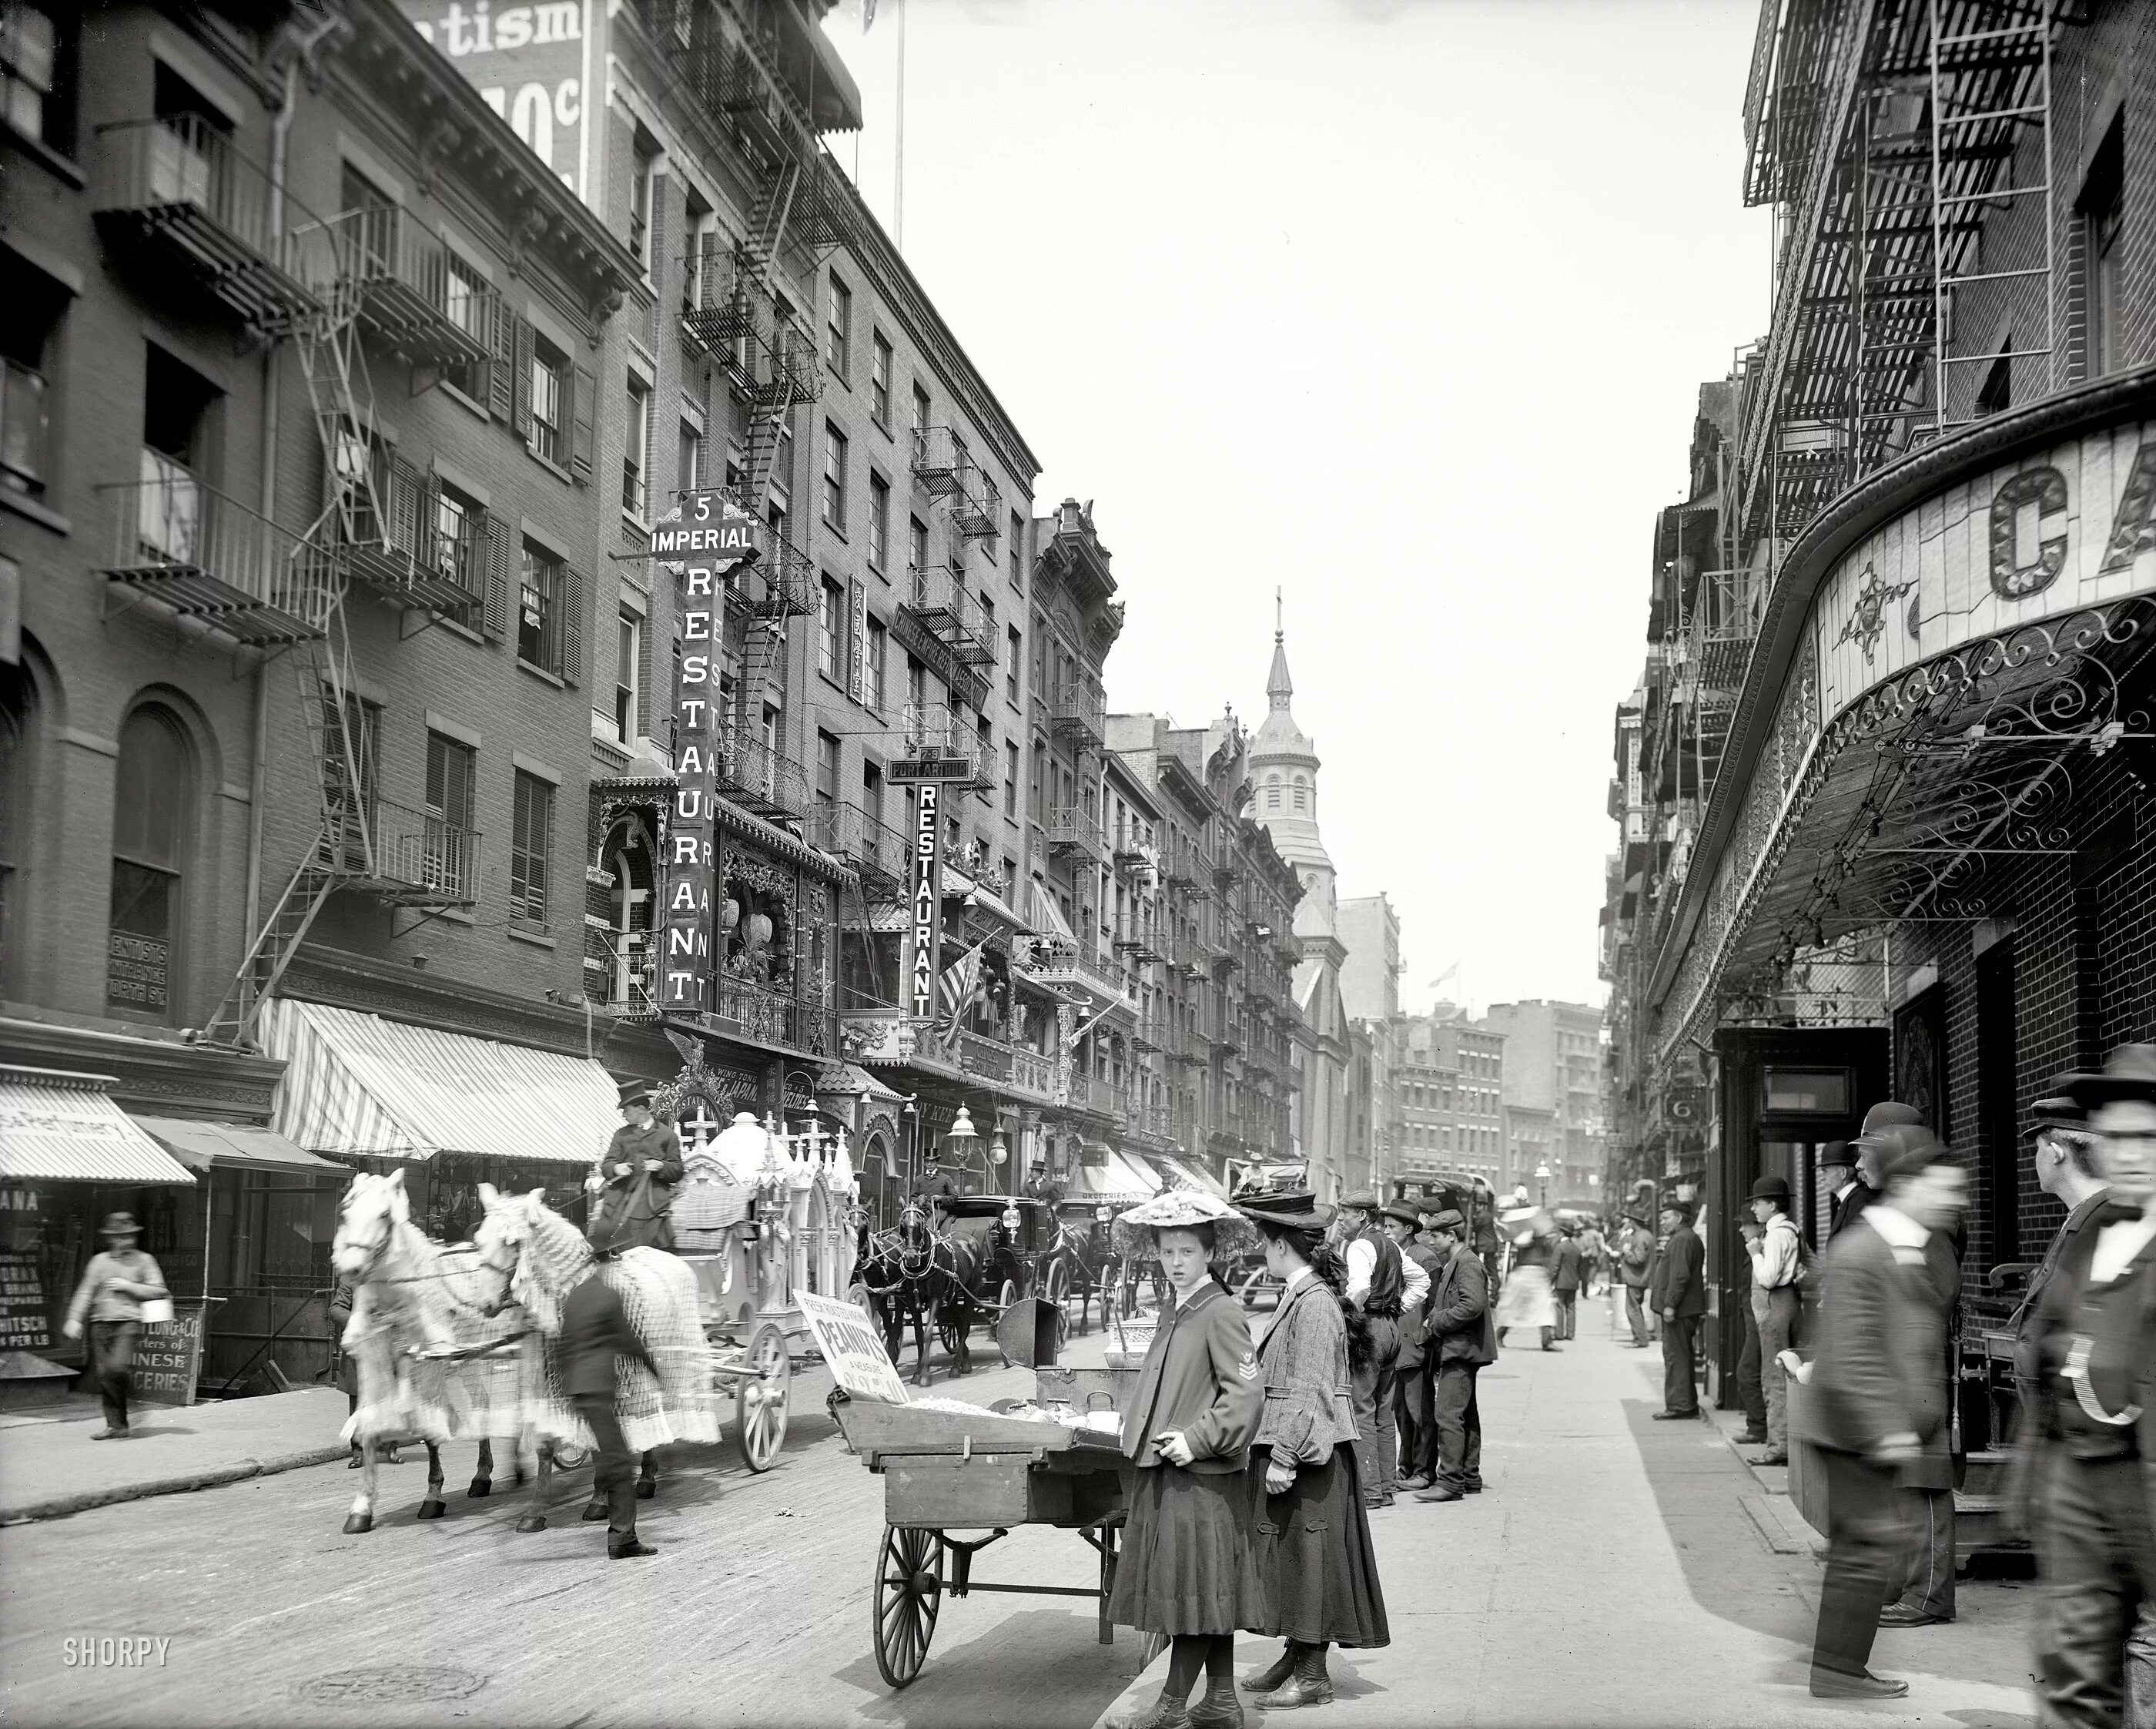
[1804,1124,1966,1697]
[1335,1191,1407,1506]
[1381,1203,1439,1488]
[588,1081,684,1251]
[1651,1201,1706,1419]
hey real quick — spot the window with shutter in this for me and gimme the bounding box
[571,364,597,480]
[488,300,515,420]
[560,565,585,685]
[481,518,509,641]
[511,317,534,437]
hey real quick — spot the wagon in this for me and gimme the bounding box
[935,1195,1071,1367]
[833,1366,1167,1689]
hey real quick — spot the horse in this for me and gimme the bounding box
[854,1200,969,1386]
[329,1169,542,1536]
[470,1184,720,1527]
[1041,1215,1120,1338]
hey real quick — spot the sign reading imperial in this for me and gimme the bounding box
[661,491,762,1017]
[909,783,943,1023]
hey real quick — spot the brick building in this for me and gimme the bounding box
[1388,1013,1505,1191]
[1602,0,2156,1403]
[1478,999,1605,1209]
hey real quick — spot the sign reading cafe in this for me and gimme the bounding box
[658,491,762,1016]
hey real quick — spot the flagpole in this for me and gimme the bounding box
[892,0,906,250]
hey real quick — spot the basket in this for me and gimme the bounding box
[674,1175,752,1232]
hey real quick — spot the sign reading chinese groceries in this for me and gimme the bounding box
[661,491,762,1017]
[907,782,944,1024]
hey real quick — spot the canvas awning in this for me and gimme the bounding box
[1026,878,1078,945]
[132,1115,346,1178]
[1068,1147,1160,1206]
[0,1067,196,1185]
[1148,1154,1227,1198]
[260,1000,621,1165]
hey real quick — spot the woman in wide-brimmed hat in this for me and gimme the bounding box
[60,1213,169,1440]
[1105,1191,1266,1729]
[1234,1190,1389,1709]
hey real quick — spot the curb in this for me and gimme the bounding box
[0,1443,352,1525]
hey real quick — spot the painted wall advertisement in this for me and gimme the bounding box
[0,1248,50,1351]
[653,491,762,1017]
[132,1305,207,1407]
[400,0,594,195]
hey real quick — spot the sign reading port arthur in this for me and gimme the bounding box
[661,491,763,1017]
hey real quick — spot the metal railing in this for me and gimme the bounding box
[715,973,832,1055]
[910,427,1001,542]
[1046,807,1105,859]
[716,729,812,818]
[316,206,495,364]
[1,359,49,498]
[323,795,482,903]
[97,116,287,270]
[1050,682,1106,741]
[338,451,487,611]
[806,802,906,880]
[99,451,336,638]
[901,562,993,663]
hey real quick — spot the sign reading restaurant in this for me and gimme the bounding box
[908,782,943,1024]
[659,491,762,1017]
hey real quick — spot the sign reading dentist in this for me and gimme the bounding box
[659,491,761,1017]
[403,0,589,193]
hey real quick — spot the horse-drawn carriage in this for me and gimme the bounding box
[857,1191,1080,1382]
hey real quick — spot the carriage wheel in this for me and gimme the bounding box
[872,1524,942,1689]
[735,1322,792,1474]
[847,1282,878,1333]
[1238,1267,1267,1310]
[1044,1259,1074,1342]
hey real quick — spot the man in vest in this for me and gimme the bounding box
[1337,1191,1406,1509]
[2025,1045,2156,1725]
[1744,1175,1804,1466]
[1383,1202,1440,1489]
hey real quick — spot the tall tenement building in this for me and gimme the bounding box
[1477,1000,1605,1209]
[1602,0,2155,1409]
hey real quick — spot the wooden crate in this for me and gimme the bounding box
[886,1453,1046,1526]
[833,1399,1076,1458]
[1034,1366,1140,1416]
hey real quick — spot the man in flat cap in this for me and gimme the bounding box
[1803,1121,1966,1697]
[1334,1191,1405,1506]
[1743,1174,1805,1465]
[1414,1209,1495,1503]
[2024,1046,2156,1725]
[1381,1202,1439,1489]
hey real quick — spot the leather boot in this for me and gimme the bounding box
[1242,1644,1297,1694]
[1188,1682,1244,1728]
[1112,1697,1190,1729]
[1254,1643,1333,1708]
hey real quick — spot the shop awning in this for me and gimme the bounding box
[1026,878,1078,945]
[1068,1147,1160,1205]
[260,1000,621,1165]
[0,1067,196,1185]
[133,1116,346,1177]
[1148,1154,1227,1198]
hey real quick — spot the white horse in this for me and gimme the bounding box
[471,1184,721,1526]
[328,1169,541,1535]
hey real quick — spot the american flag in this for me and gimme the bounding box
[937,937,989,1034]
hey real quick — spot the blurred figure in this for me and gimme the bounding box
[2026,1045,2156,1728]
[1804,1130,1966,1699]
[1497,1208,1561,1352]
[1617,1213,1655,1349]
[60,1213,169,1441]
[1578,1218,1608,1298]
[1651,1202,1704,1419]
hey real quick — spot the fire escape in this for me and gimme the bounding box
[90,106,490,1049]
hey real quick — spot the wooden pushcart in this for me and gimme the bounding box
[833,1365,1167,1689]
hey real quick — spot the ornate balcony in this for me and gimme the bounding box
[714,974,831,1056]
[93,116,325,334]
[1051,681,1106,747]
[98,453,335,645]
[899,562,994,665]
[715,729,812,820]
[728,527,817,618]
[806,801,906,891]
[909,427,1001,543]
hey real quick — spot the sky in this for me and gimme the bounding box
[823,0,1772,1017]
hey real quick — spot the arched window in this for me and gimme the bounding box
[1292,772,1307,813]
[601,815,658,1008]
[108,705,192,1017]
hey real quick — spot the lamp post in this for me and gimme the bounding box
[1535,1161,1552,1208]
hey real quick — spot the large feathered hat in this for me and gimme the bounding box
[1111,1189,1260,1258]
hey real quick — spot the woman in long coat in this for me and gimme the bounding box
[1106,1192,1265,1729]
[1236,1189,1390,1707]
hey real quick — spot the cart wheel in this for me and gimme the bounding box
[872,1524,942,1689]
[847,1281,878,1334]
[1044,1257,1070,1317]
[995,1280,1019,1366]
[735,1322,791,1473]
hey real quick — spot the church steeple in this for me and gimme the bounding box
[1267,588,1292,710]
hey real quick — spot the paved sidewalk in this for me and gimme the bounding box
[1092,1292,2039,1728]
[0,1389,350,1523]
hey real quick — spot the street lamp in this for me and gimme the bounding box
[1535,1161,1552,1208]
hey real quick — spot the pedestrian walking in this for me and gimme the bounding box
[1107,1191,1265,1729]
[1496,1209,1561,1352]
[1744,1176,1803,1465]
[1578,1220,1608,1298]
[1802,1128,1966,1699]
[559,1215,662,1560]
[59,1213,170,1441]
[1821,1104,1921,1243]
[2023,1044,2156,1728]
[1617,1213,1654,1348]
[1414,1209,1496,1503]
[1234,1188,1388,1710]
[1651,1202,1704,1419]
[1382,1204,1439,1491]
[586,1082,685,1252]
[1550,1221,1583,1342]
[1334,1191,1406,1507]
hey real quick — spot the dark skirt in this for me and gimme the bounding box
[1245,1446,1391,1648]
[1109,1464,1266,1637]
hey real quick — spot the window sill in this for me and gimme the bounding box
[621,508,651,538]
[871,414,892,441]
[517,659,567,690]
[822,520,849,544]
[440,379,490,423]
[2,123,85,187]
[818,669,849,699]
[525,444,573,485]
[438,615,484,647]
[0,489,71,536]
[507,925,557,950]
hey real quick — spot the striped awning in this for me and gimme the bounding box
[1068,1148,1160,1205]
[0,1067,197,1185]
[1149,1154,1227,1198]
[260,1000,621,1165]
[133,1115,346,1177]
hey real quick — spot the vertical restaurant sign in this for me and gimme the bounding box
[909,782,943,1022]
[652,491,762,1017]
[847,578,869,705]
[401,0,591,195]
